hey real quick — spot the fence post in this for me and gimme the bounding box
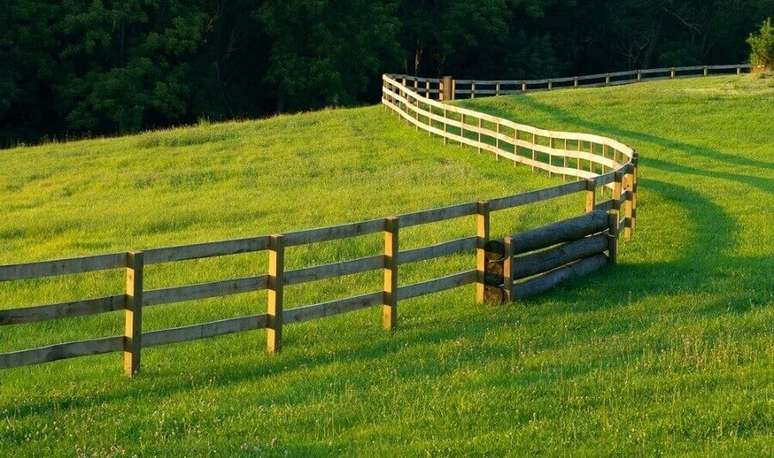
[608,212,618,265]
[441,76,453,101]
[383,217,399,330]
[477,118,482,153]
[631,152,638,234]
[521,82,527,92]
[704,65,709,76]
[471,81,476,99]
[548,80,552,90]
[605,74,610,85]
[496,82,501,96]
[610,170,624,261]
[736,65,741,75]
[475,201,490,304]
[124,251,144,377]
[267,234,284,353]
[585,179,596,213]
[637,71,642,82]
[574,77,579,88]
[503,236,513,302]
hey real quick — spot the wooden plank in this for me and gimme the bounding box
[511,210,609,254]
[0,294,126,325]
[284,292,383,324]
[398,236,477,265]
[143,275,269,306]
[512,233,609,279]
[0,252,127,281]
[399,202,478,227]
[0,336,124,370]
[398,270,477,300]
[283,219,386,246]
[512,254,608,299]
[142,314,269,347]
[383,217,399,330]
[267,235,284,353]
[123,251,143,377]
[584,179,595,212]
[475,201,490,304]
[284,255,384,286]
[489,181,586,211]
[144,236,269,264]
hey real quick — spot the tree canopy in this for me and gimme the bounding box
[1,0,772,146]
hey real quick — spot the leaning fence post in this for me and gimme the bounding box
[383,217,399,330]
[503,236,513,302]
[475,201,490,304]
[124,251,144,377]
[267,234,284,353]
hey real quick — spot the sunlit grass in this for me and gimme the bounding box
[0,75,772,456]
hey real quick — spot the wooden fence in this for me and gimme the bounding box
[10,63,743,377]
[396,64,752,100]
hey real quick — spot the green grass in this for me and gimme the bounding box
[1,75,772,456]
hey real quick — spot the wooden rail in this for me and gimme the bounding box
[3,63,708,378]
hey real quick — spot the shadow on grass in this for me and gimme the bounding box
[3,99,769,429]
[463,95,774,173]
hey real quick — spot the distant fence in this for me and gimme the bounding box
[3,64,747,378]
[395,64,752,100]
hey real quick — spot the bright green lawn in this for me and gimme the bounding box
[0,75,772,456]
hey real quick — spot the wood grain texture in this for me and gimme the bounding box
[284,219,386,246]
[512,254,608,299]
[0,294,126,325]
[0,336,124,369]
[511,210,609,254]
[143,314,269,347]
[123,251,143,377]
[267,235,284,353]
[398,270,477,300]
[144,236,269,264]
[383,217,399,330]
[398,236,477,265]
[0,252,127,281]
[512,233,609,279]
[284,292,383,324]
[284,256,384,285]
[143,275,269,306]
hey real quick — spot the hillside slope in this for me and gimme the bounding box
[1,75,772,456]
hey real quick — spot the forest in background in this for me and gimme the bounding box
[2,0,772,146]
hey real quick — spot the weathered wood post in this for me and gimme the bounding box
[383,217,399,330]
[496,82,501,96]
[475,201,490,304]
[124,251,144,377]
[548,80,553,90]
[736,65,741,75]
[605,74,610,85]
[670,67,676,79]
[630,152,639,234]
[574,77,579,88]
[703,66,709,76]
[522,82,527,92]
[585,179,596,213]
[608,212,618,265]
[471,81,476,99]
[267,235,284,353]
[637,71,642,82]
[441,76,454,101]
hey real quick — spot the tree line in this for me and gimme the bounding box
[2,0,771,146]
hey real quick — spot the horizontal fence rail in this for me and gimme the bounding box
[12,63,752,378]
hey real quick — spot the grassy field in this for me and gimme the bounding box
[1,74,772,456]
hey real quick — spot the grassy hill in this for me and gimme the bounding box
[1,75,772,456]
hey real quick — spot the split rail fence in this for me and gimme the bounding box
[1,64,746,377]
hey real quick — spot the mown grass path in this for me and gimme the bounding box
[0,75,772,456]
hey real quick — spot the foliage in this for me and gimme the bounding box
[747,18,774,69]
[1,75,772,455]
[1,0,774,145]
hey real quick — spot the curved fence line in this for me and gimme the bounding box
[5,63,748,378]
